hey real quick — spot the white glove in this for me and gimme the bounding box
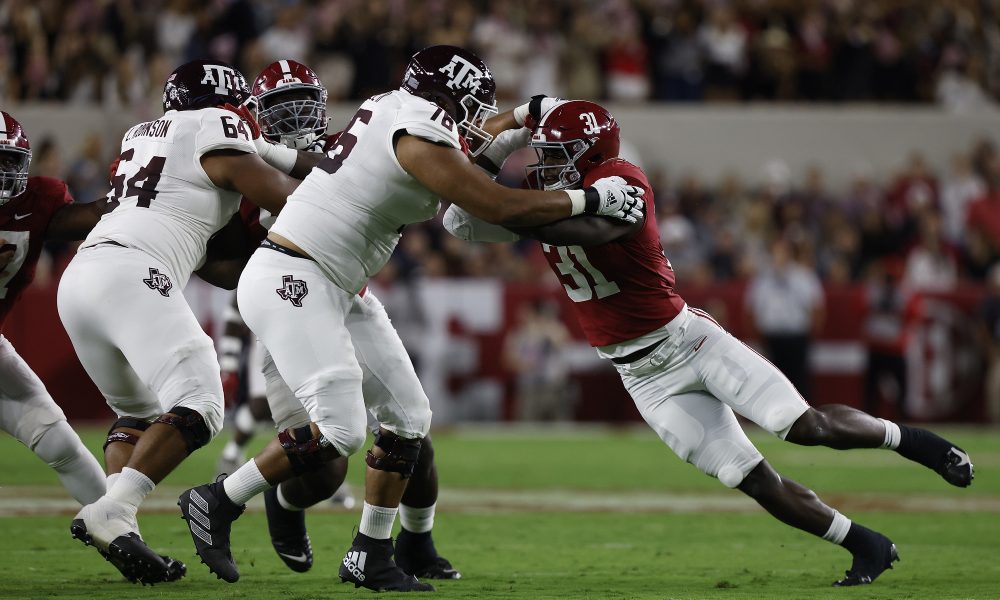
[479,128,531,173]
[513,95,564,127]
[443,204,521,242]
[572,176,645,224]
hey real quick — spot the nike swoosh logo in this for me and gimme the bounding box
[13,213,31,220]
[278,551,309,563]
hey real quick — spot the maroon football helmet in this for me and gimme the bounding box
[0,111,31,203]
[400,45,498,156]
[162,59,252,113]
[527,100,621,191]
[252,60,329,150]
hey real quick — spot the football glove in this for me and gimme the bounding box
[583,176,646,224]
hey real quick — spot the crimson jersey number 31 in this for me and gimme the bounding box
[542,244,620,302]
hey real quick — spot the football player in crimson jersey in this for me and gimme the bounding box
[445,99,975,588]
[57,59,327,585]
[0,110,108,511]
[212,59,460,580]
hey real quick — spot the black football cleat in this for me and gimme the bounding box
[936,446,974,488]
[71,519,173,585]
[395,528,461,580]
[178,479,246,583]
[833,534,899,587]
[339,533,436,592]
[264,487,313,573]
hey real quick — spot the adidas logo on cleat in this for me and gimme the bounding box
[184,490,213,545]
[342,550,367,582]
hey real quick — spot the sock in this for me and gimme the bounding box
[399,503,436,534]
[878,419,901,449]
[222,458,271,505]
[895,424,951,469]
[107,467,155,515]
[106,472,121,490]
[359,502,398,540]
[821,510,852,545]
[276,483,304,511]
[234,404,256,435]
[31,421,106,505]
[221,440,244,462]
[840,522,880,556]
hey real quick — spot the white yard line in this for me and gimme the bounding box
[1,486,997,516]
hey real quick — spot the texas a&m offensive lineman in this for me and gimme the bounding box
[215,59,460,580]
[178,45,644,592]
[0,111,107,511]
[445,99,975,588]
[57,59,322,584]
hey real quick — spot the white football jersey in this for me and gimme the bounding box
[81,107,257,287]
[269,90,462,294]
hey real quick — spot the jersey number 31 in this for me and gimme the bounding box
[542,244,620,302]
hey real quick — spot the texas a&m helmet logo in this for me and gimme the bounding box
[276,275,309,307]
[142,268,173,297]
[200,64,241,96]
[438,55,485,94]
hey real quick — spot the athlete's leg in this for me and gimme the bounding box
[688,307,973,488]
[58,247,198,583]
[618,310,896,586]
[0,336,105,505]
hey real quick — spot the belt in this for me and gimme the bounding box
[260,238,313,261]
[610,336,669,365]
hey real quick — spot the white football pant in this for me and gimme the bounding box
[0,335,106,504]
[57,245,224,437]
[237,249,431,455]
[616,306,810,488]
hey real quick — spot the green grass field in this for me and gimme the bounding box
[0,425,997,600]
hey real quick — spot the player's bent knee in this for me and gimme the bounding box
[154,406,213,453]
[784,407,827,444]
[104,416,151,450]
[279,424,342,476]
[316,421,367,457]
[365,428,422,478]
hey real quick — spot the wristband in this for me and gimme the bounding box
[566,189,587,216]
[255,137,297,174]
[583,187,600,213]
[513,102,531,127]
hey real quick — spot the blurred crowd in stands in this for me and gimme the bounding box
[3,0,1000,110]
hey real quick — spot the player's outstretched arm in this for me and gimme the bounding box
[201,149,299,215]
[396,135,644,227]
[509,215,643,247]
[46,198,114,241]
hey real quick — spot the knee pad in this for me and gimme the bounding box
[104,416,151,450]
[365,429,422,478]
[154,406,211,454]
[278,425,341,476]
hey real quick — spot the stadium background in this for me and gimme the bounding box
[4,0,999,426]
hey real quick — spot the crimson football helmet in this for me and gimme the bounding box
[401,45,498,156]
[0,111,31,203]
[527,100,620,191]
[252,60,329,150]
[162,59,252,113]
